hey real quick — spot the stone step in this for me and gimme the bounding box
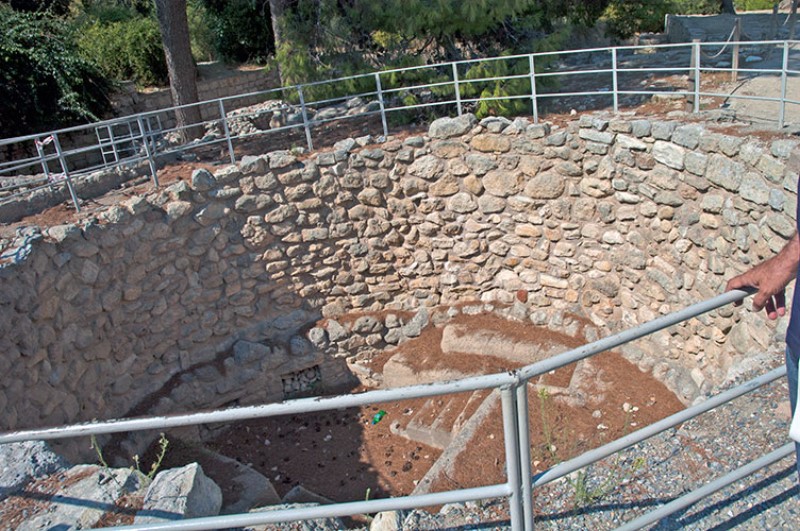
[411,389,501,496]
[389,390,490,450]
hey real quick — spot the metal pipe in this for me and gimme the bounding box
[218,99,235,164]
[693,41,701,113]
[613,443,796,531]
[101,484,511,531]
[51,133,81,213]
[501,386,524,530]
[529,54,539,123]
[297,85,314,152]
[137,117,158,187]
[532,365,786,487]
[0,291,750,444]
[612,47,619,113]
[374,72,389,137]
[518,289,752,381]
[452,63,463,116]
[516,383,534,531]
[0,370,517,443]
[780,41,789,128]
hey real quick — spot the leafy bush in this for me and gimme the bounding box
[0,5,109,137]
[187,0,216,62]
[201,0,273,63]
[76,15,168,87]
[603,0,722,38]
[735,0,779,10]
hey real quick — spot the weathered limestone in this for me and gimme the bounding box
[134,463,222,525]
[0,112,795,463]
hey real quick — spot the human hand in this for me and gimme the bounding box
[725,262,789,320]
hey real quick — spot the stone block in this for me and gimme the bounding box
[135,463,222,524]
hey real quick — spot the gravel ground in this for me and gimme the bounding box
[387,348,800,530]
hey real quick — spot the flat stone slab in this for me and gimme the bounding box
[440,323,568,364]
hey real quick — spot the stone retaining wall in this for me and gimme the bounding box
[1,111,797,461]
[110,67,278,123]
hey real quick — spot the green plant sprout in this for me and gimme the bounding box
[90,432,170,482]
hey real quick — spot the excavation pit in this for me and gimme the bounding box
[0,111,794,518]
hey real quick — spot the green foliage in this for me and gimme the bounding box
[461,58,530,119]
[0,4,109,136]
[200,0,273,63]
[76,15,168,87]
[735,0,779,10]
[603,0,722,38]
[187,0,216,62]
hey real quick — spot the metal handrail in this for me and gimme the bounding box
[1,289,791,531]
[2,40,799,213]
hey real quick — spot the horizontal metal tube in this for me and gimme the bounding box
[613,443,796,531]
[533,365,786,487]
[101,483,511,531]
[518,289,751,381]
[0,370,516,443]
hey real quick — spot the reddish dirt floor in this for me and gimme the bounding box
[149,311,684,517]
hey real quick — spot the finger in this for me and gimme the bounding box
[775,291,787,316]
[764,297,778,320]
[752,292,768,312]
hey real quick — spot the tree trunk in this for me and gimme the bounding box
[720,0,736,14]
[268,0,286,86]
[154,0,203,141]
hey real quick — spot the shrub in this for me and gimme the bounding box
[735,0,779,10]
[201,0,273,63]
[0,5,109,137]
[603,0,722,38]
[76,15,168,87]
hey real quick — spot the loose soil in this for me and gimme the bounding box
[150,310,684,522]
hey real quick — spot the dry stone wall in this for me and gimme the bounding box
[1,111,798,461]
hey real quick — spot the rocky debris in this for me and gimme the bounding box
[242,502,348,531]
[0,441,69,501]
[169,444,281,515]
[134,463,222,524]
[0,464,144,530]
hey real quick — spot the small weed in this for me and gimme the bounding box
[90,432,169,483]
[568,456,646,509]
[537,387,558,461]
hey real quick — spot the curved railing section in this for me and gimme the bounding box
[1,289,794,531]
[0,39,798,217]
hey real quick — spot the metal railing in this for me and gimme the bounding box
[1,288,793,530]
[0,39,798,216]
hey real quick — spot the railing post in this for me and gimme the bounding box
[51,133,81,213]
[528,54,539,124]
[452,62,463,116]
[136,117,159,187]
[107,125,120,163]
[611,47,619,114]
[692,40,701,113]
[731,18,741,82]
[34,137,53,187]
[516,383,534,531]
[780,41,789,128]
[218,99,236,164]
[297,85,314,152]
[501,386,524,530]
[374,72,389,138]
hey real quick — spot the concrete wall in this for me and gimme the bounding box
[1,112,797,460]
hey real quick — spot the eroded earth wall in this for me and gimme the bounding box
[1,112,797,459]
